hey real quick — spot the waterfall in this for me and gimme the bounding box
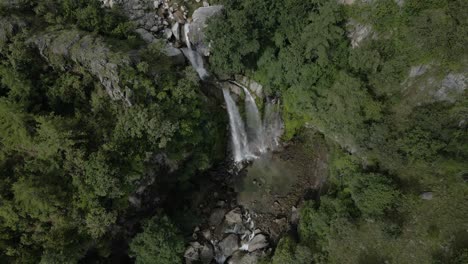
[182,24,209,79]
[231,81,266,154]
[223,82,283,164]
[222,88,255,163]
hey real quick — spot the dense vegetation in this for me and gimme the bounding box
[0,0,467,263]
[207,0,467,263]
[0,0,224,262]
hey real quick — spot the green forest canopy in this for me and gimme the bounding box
[0,0,467,263]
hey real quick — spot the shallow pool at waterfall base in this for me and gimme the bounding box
[234,153,299,214]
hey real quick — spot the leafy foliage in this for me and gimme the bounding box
[129,215,185,264]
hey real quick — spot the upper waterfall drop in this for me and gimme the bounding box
[181,23,209,80]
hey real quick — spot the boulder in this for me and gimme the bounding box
[188,5,224,56]
[225,208,243,225]
[163,44,185,65]
[202,229,212,240]
[209,208,226,227]
[200,244,214,264]
[184,244,200,262]
[135,28,155,43]
[219,234,239,258]
[246,234,268,252]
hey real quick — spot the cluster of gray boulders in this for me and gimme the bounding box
[185,207,270,264]
[99,0,223,66]
[99,0,218,44]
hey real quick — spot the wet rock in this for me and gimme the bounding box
[171,22,180,41]
[200,244,214,264]
[421,192,433,200]
[209,208,226,227]
[219,234,240,258]
[225,208,243,225]
[235,75,264,98]
[247,234,268,252]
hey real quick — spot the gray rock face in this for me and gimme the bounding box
[188,5,224,56]
[31,30,131,105]
[219,234,239,258]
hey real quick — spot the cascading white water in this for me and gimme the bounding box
[223,82,283,163]
[222,88,255,163]
[231,81,267,154]
[182,23,209,79]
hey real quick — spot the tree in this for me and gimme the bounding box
[129,215,185,264]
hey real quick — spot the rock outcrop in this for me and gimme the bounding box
[187,5,224,56]
[347,20,374,48]
[31,30,131,105]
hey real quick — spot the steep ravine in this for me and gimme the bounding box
[96,1,329,263]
